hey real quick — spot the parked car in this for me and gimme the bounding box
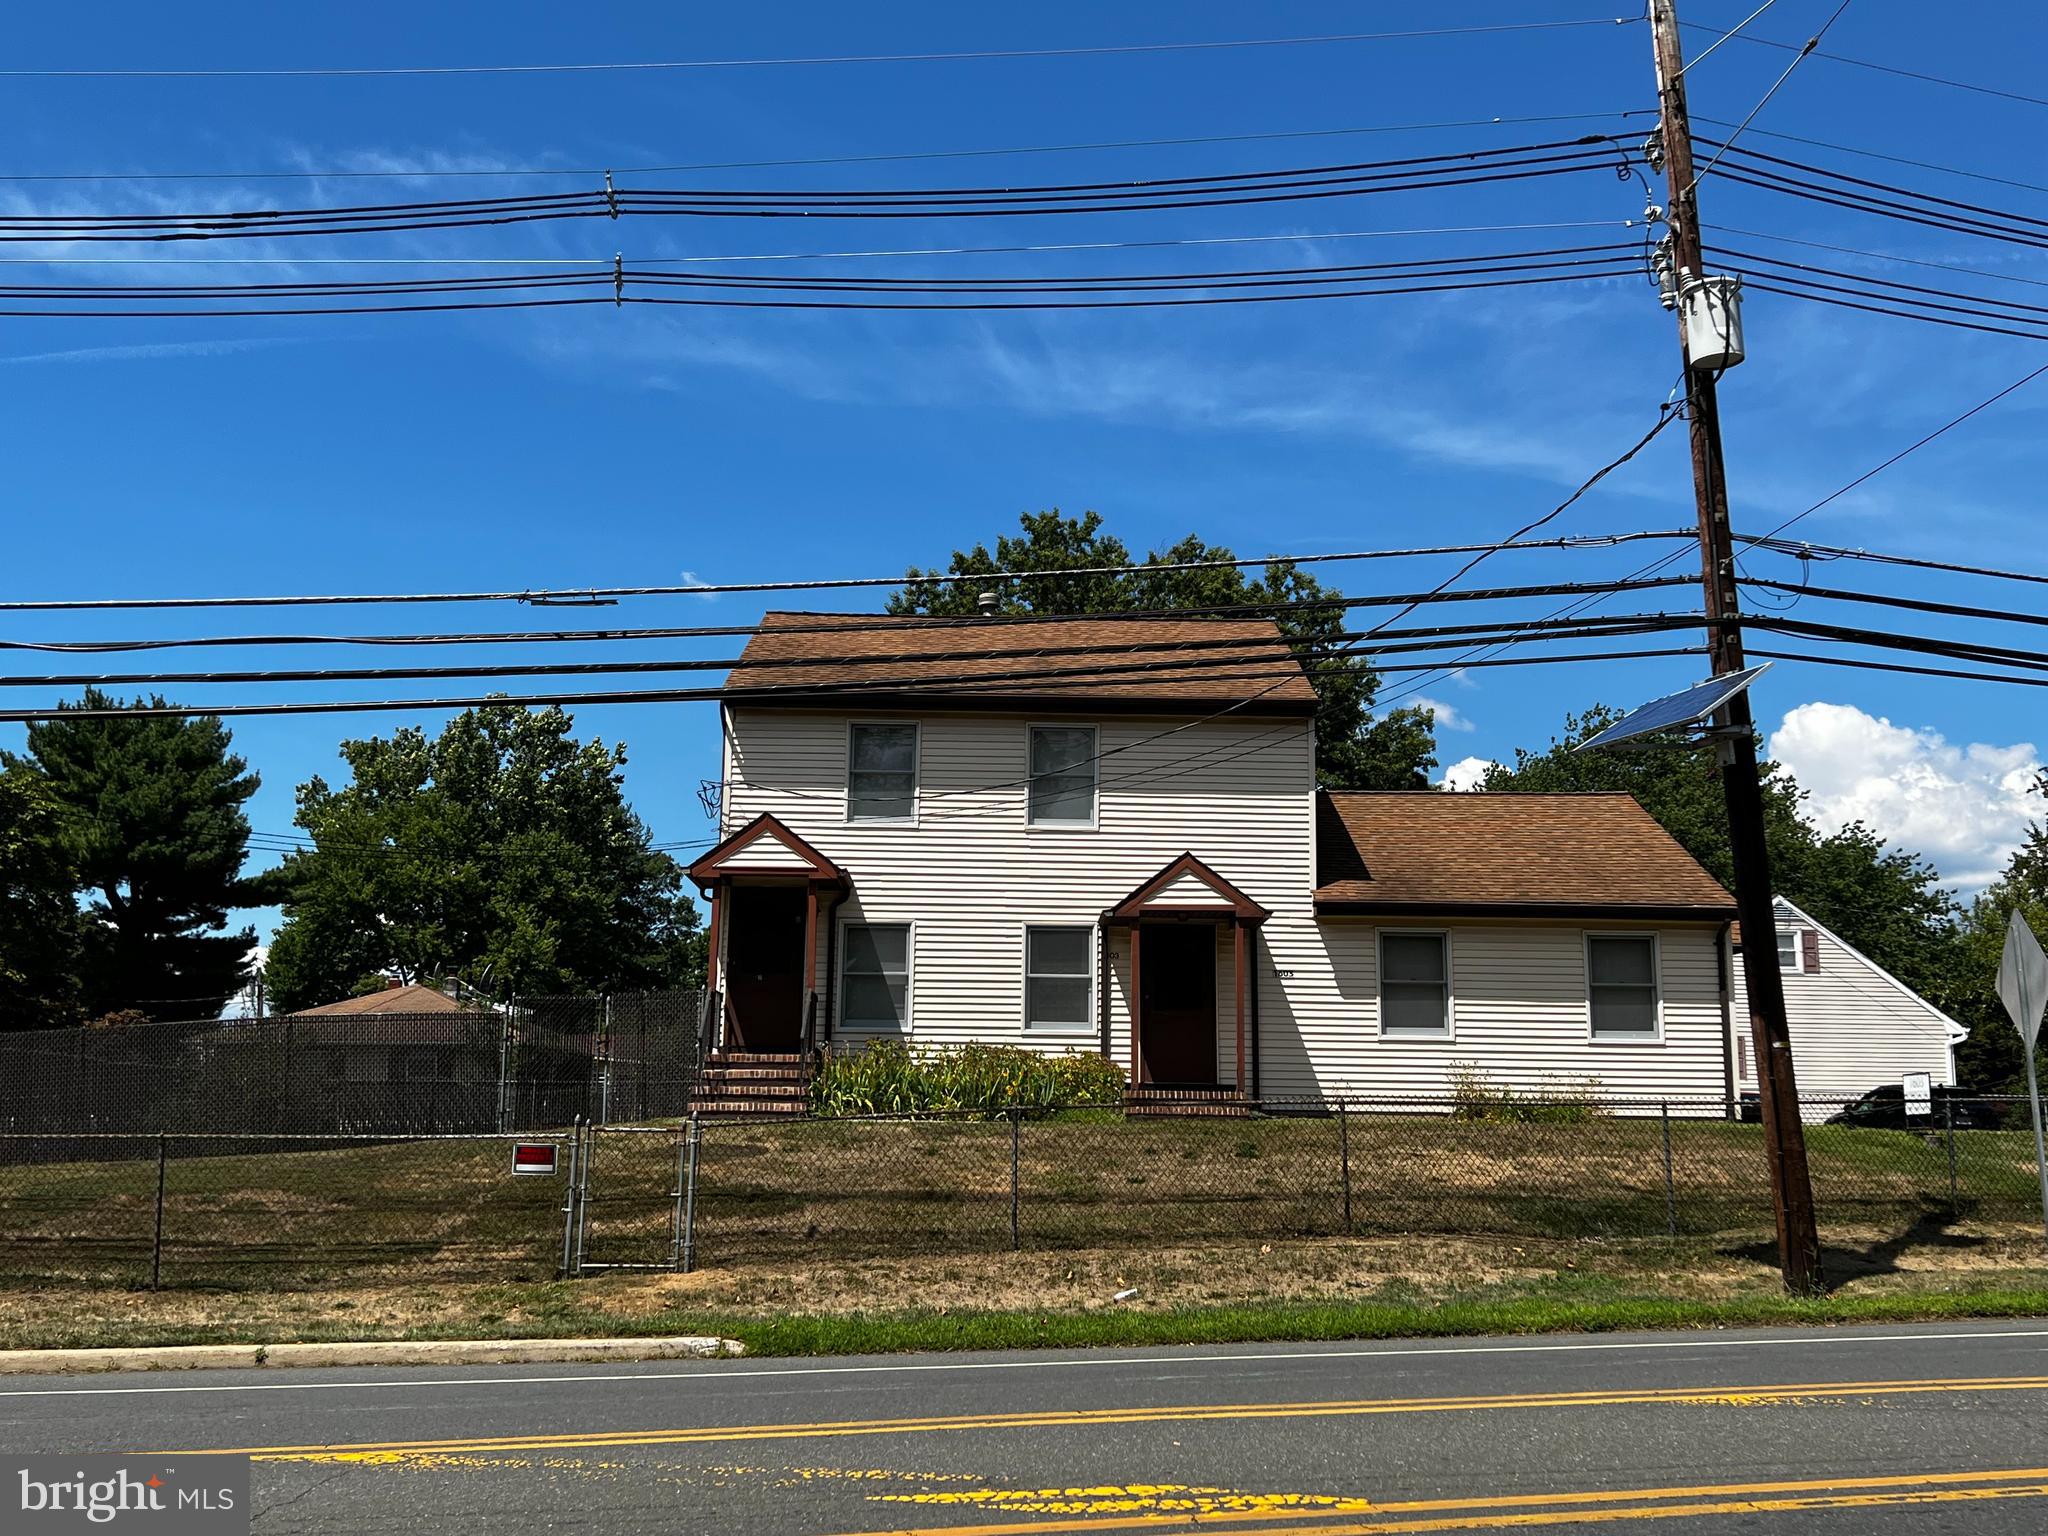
[1824,1084,2006,1131]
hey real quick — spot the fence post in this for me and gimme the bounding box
[1946,1096,1958,1212]
[681,1112,702,1274]
[497,1008,514,1133]
[1661,1102,1677,1237]
[574,1118,594,1272]
[1339,1101,1353,1235]
[1009,1109,1022,1252]
[558,1117,582,1278]
[278,1017,294,1133]
[598,996,614,1127]
[150,1132,168,1292]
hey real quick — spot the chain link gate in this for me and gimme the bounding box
[564,1120,698,1273]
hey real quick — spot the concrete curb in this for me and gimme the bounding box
[0,1335,747,1376]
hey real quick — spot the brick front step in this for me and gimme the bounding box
[691,1051,812,1117]
[706,1052,808,1067]
[689,1098,809,1116]
[1125,1086,1253,1119]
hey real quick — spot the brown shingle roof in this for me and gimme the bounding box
[289,983,479,1017]
[723,612,1318,712]
[1315,791,1735,919]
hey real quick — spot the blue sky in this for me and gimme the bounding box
[3,0,2044,945]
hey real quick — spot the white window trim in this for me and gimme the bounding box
[1377,927,1454,1040]
[1776,925,1807,974]
[1585,930,1665,1044]
[1022,922,1097,1034]
[844,719,921,827]
[837,916,915,1034]
[1024,722,1100,831]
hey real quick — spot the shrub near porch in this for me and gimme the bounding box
[808,1041,1128,1117]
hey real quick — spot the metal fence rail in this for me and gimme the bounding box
[0,988,704,1137]
[0,1096,2038,1288]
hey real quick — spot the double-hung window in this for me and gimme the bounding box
[841,924,910,1031]
[848,723,917,822]
[1379,932,1450,1037]
[1028,725,1097,826]
[1775,927,1802,972]
[1588,934,1660,1039]
[1025,926,1093,1031]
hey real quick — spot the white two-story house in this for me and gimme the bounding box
[687,611,1741,1109]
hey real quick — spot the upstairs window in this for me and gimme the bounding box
[1028,725,1097,826]
[1588,934,1660,1039]
[848,723,918,822]
[1380,932,1450,1037]
[1776,927,1805,972]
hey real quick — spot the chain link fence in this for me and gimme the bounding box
[0,989,705,1137]
[0,1095,2039,1289]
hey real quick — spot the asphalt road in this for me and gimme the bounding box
[7,1321,2048,1535]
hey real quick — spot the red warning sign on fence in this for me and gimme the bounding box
[511,1142,559,1176]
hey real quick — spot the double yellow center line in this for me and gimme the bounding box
[154,1373,2048,1462]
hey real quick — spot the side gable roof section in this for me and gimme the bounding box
[1313,790,1737,920]
[722,611,1319,715]
[1751,894,1969,1044]
[1106,852,1272,924]
[687,811,850,890]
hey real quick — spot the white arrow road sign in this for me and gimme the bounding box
[1998,911,2048,1244]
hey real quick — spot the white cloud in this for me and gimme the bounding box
[1437,755,1498,793]
[1410,696,1474,732]
[1768,701,2043,893]
[0,338,301,367]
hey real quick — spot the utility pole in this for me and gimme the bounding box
[1647,0,1823,1292]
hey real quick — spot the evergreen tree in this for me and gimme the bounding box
[264,703,702,1013]
[0,762,84,1028]
[889,509,1438,788]
[16,690,259,1019]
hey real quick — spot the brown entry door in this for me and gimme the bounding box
[1140,923,1218,1084]
[724,886,808,1052]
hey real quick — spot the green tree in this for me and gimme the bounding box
[0,762,84,1029]
[264,703,703,1013]
[1950,774,2048,1093]
[1481,706,1961,999]
[13,690,259,1019]
[889,509,1438,788]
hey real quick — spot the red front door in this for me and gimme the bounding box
[1140,923,1218,1084]
[724,886,807,1052]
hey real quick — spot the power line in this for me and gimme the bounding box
[1736,276,2048,342]
[0,20,1639,78]
[0,112,1644,184]
[1713,226,2048,292]
[1739,578,2048,630]
[0,576,1706,655]
[1734,533,2048,588]
[0,143,1631,243]
[1751,362,2048,543]
[1678,18,2048,110]
[1692,116,2048,197]
[0,531,1696,614]
[0,645,1711,724]
[1749,648,2048,689]
[1683,0,1854,192]
[0,613,1702,692]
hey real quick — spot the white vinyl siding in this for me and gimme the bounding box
[1588,933,1661,1040]
[1379,931,1451,1038]
[1025,926,1093,1032]
[1732,897,1962,1113]
[723,707,1730,1101]
[841,923,910,1032]
[848,722,918,823]
[1028,725,1097,827]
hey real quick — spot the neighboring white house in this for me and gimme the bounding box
[689,611,1740,1109]
[1729,894,1967,1113]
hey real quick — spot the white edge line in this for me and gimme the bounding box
[4,1325,2047,1400]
